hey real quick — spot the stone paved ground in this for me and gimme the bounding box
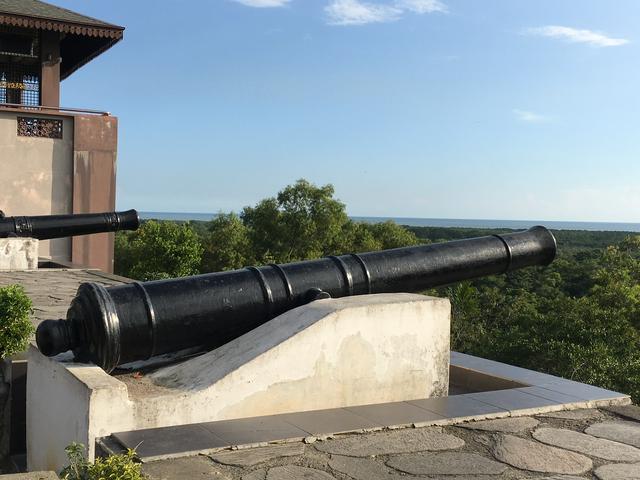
[0,269,126,331]
[141,405,640,480]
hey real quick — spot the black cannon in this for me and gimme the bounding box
[0,210,140,239]
[36,226,557,373]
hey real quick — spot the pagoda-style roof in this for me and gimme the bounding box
[0,0,124,79]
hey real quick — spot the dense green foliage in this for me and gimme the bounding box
[114,180,640,401]
[116,179,419,279]
[115,219,204,281]
[60,443,142,480]
[422,231,640,402]
[0,284,34,358]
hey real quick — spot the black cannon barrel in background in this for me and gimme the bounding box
[0,209,140,239]
[36,226,557,373]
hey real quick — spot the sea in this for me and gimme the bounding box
[140,212,640,233]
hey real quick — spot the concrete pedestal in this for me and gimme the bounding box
[0,238,38,271]
[27,293,450,471]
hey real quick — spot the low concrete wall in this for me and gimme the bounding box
[27,294,450,471]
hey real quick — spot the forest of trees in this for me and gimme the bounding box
[115,180,640,401]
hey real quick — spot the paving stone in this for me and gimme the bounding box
[142,456,231,480]
[604,405,640,422]
[242,469,267,480]
[386,451,507,476]
[460,416,539,433]
[538,409,604,420]
[490,434,592,474]
[266,465,335,479]
[329,455,406,480]
[533,427,640,462]
[314,427,464,457]
[540,477,591,480]
[586,421,640,448]
[209,443,305,466]
[594,463,640,480]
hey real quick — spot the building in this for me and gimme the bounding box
[0,0,124,272]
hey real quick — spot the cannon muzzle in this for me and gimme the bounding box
[37,226,556,372]
[0,209,140,239]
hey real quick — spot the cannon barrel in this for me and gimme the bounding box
[0,209,140,239]
[36,226,557,373]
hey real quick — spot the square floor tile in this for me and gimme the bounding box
[409,395,508,420]
[345,401,446,427]
[537,379,629,402]
[466,389,558,413]
[280,407,383,435]
[517,386,588,404]
[200,415,310,445]
[112,424,227,461]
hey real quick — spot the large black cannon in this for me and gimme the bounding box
[0,209,140,239]
[36,226,557,373]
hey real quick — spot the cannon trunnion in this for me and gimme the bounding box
[0,209,140,240]
[36,226,557,373]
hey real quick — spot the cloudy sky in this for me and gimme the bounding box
[57,0,638,222]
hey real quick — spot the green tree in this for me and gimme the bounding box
[364,220,420,250]
[0,284,34,358]
[115,220,203,281]
[242,179,351,263]
[201,213,253,272]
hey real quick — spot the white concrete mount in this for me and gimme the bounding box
[26,293,451,472]
[0,238,39,271]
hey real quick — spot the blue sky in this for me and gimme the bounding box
[56,0,638,222]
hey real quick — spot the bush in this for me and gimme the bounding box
[60,443,143,480]
[0,284,34,358]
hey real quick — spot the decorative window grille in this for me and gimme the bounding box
[0,27,40,106]
[0,63,40,106]
[17,117,63,139]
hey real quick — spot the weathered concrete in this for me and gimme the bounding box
[533,427,640,461]
[26,294,450,472]
[150,294,450,419]
[314,426,464,457]
[0,239,38,271]
[0,111,73,261]
[491,434,593,474]
[586,421,640,448]
[460,416,539,433]
[386,452,507,476]
[26,346,131,472]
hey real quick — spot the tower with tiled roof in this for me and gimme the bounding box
[0,0,125,273]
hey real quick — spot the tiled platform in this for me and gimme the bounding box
[107,352,630,462]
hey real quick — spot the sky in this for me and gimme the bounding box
[54,0,639,222]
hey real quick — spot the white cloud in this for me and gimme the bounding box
[396,0,447,14]
[526,25,629,47]
[325,0,402,26]
[231,0,291,7]
[325,0,447,26]
[513,109,548,123]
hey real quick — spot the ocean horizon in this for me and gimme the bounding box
[139,212,640,233]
